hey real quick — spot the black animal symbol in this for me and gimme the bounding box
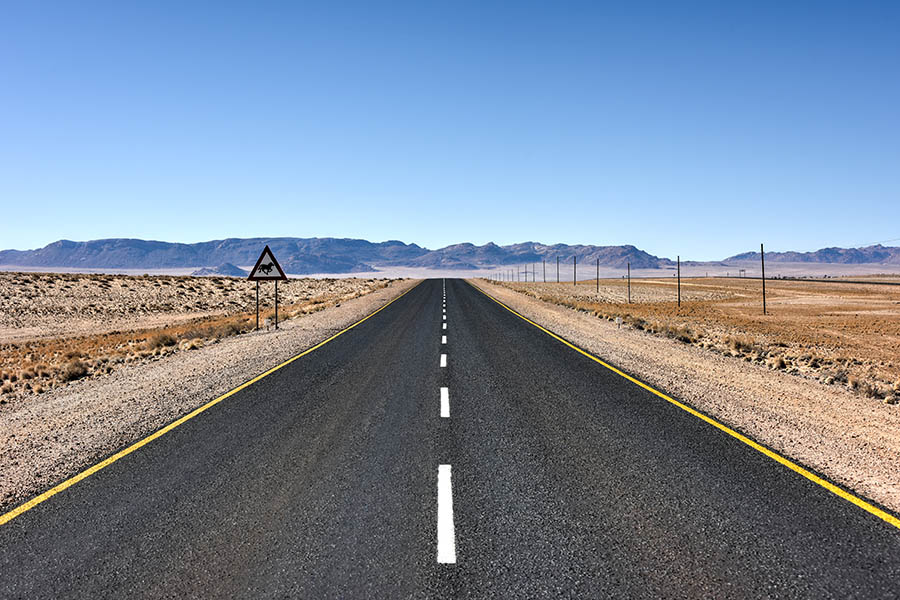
[258,262,275,275]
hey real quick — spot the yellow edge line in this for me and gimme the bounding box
[469,280,900,531]
[0,280,422,527]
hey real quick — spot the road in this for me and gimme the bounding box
[2,278,900,598]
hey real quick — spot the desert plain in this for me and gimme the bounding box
[0,271,396,400]
[493,275,900,402]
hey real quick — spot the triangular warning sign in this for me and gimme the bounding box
[248,245,288,280]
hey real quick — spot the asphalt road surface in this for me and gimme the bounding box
[2,279,900,598]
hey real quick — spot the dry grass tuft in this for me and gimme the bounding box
[769,357,786,370]
[143,334,177,351]
[61,360,88,382]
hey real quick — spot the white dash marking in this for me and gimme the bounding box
[442,335,447,344]
[440,354,447,368]
[440,387,450,417]
[442,323,447,330]
[443,314,446,321]
[437,465,457,563]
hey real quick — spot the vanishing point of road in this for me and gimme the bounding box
[2,279,899,598]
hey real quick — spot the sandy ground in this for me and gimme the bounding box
[0,279,418,512]
[471,279,900,514]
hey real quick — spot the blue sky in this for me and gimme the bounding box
[1,1,898,260]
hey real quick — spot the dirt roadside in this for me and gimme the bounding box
[470,279,900,514]
[0,279,419,513]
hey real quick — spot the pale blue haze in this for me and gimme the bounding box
[1,1,898,260]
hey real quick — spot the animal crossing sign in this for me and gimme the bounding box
[248,245,287,281]
[248,245,287,330]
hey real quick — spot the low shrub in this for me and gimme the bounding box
[726,336,757,354]
[144,334,177,350]
[61,360,88,382]
[860,382,884,399]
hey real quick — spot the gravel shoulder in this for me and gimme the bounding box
[0,279,419,512]
[471,279,900,514]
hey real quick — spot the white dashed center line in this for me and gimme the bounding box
[443,314,446,320]
[440,387,450,418]
[442,323,446,330]
[442,335,447,344]
[440,354,447,368]
[437,465,457,563]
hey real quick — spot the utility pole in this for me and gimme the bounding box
[596,258,599,293]
[556,256,560,283]
[627,262,631,303]
[517,266,520,282]
[761,243,767,315]
[573,255,577,287]
[677,255,681,307]
[543,259,546,282]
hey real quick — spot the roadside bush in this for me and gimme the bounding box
[144,334,177,350]
[61,360,88,382]
[726,336,757,354]
[860,382,884,399]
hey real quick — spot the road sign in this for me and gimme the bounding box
[248,245,287,281]
[249,245,287,331]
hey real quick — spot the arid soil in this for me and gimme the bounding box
[0,272,399,400]
[0,278,418,511]
[492,277,900,402]
[473,279,900,513]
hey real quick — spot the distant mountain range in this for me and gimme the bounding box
[0,238,671,274]
[726,245,900,265]
[1,238,898,274]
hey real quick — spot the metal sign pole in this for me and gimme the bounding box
[275,280,279,329]
[627,262,631,304]
[256,281,259,330]
[677,255,681,307]
[761,243,767,315]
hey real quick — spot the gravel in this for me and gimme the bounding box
[0,279,419,512]
[472,279,900,514]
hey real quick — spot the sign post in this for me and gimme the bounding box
[248,245,288,330]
